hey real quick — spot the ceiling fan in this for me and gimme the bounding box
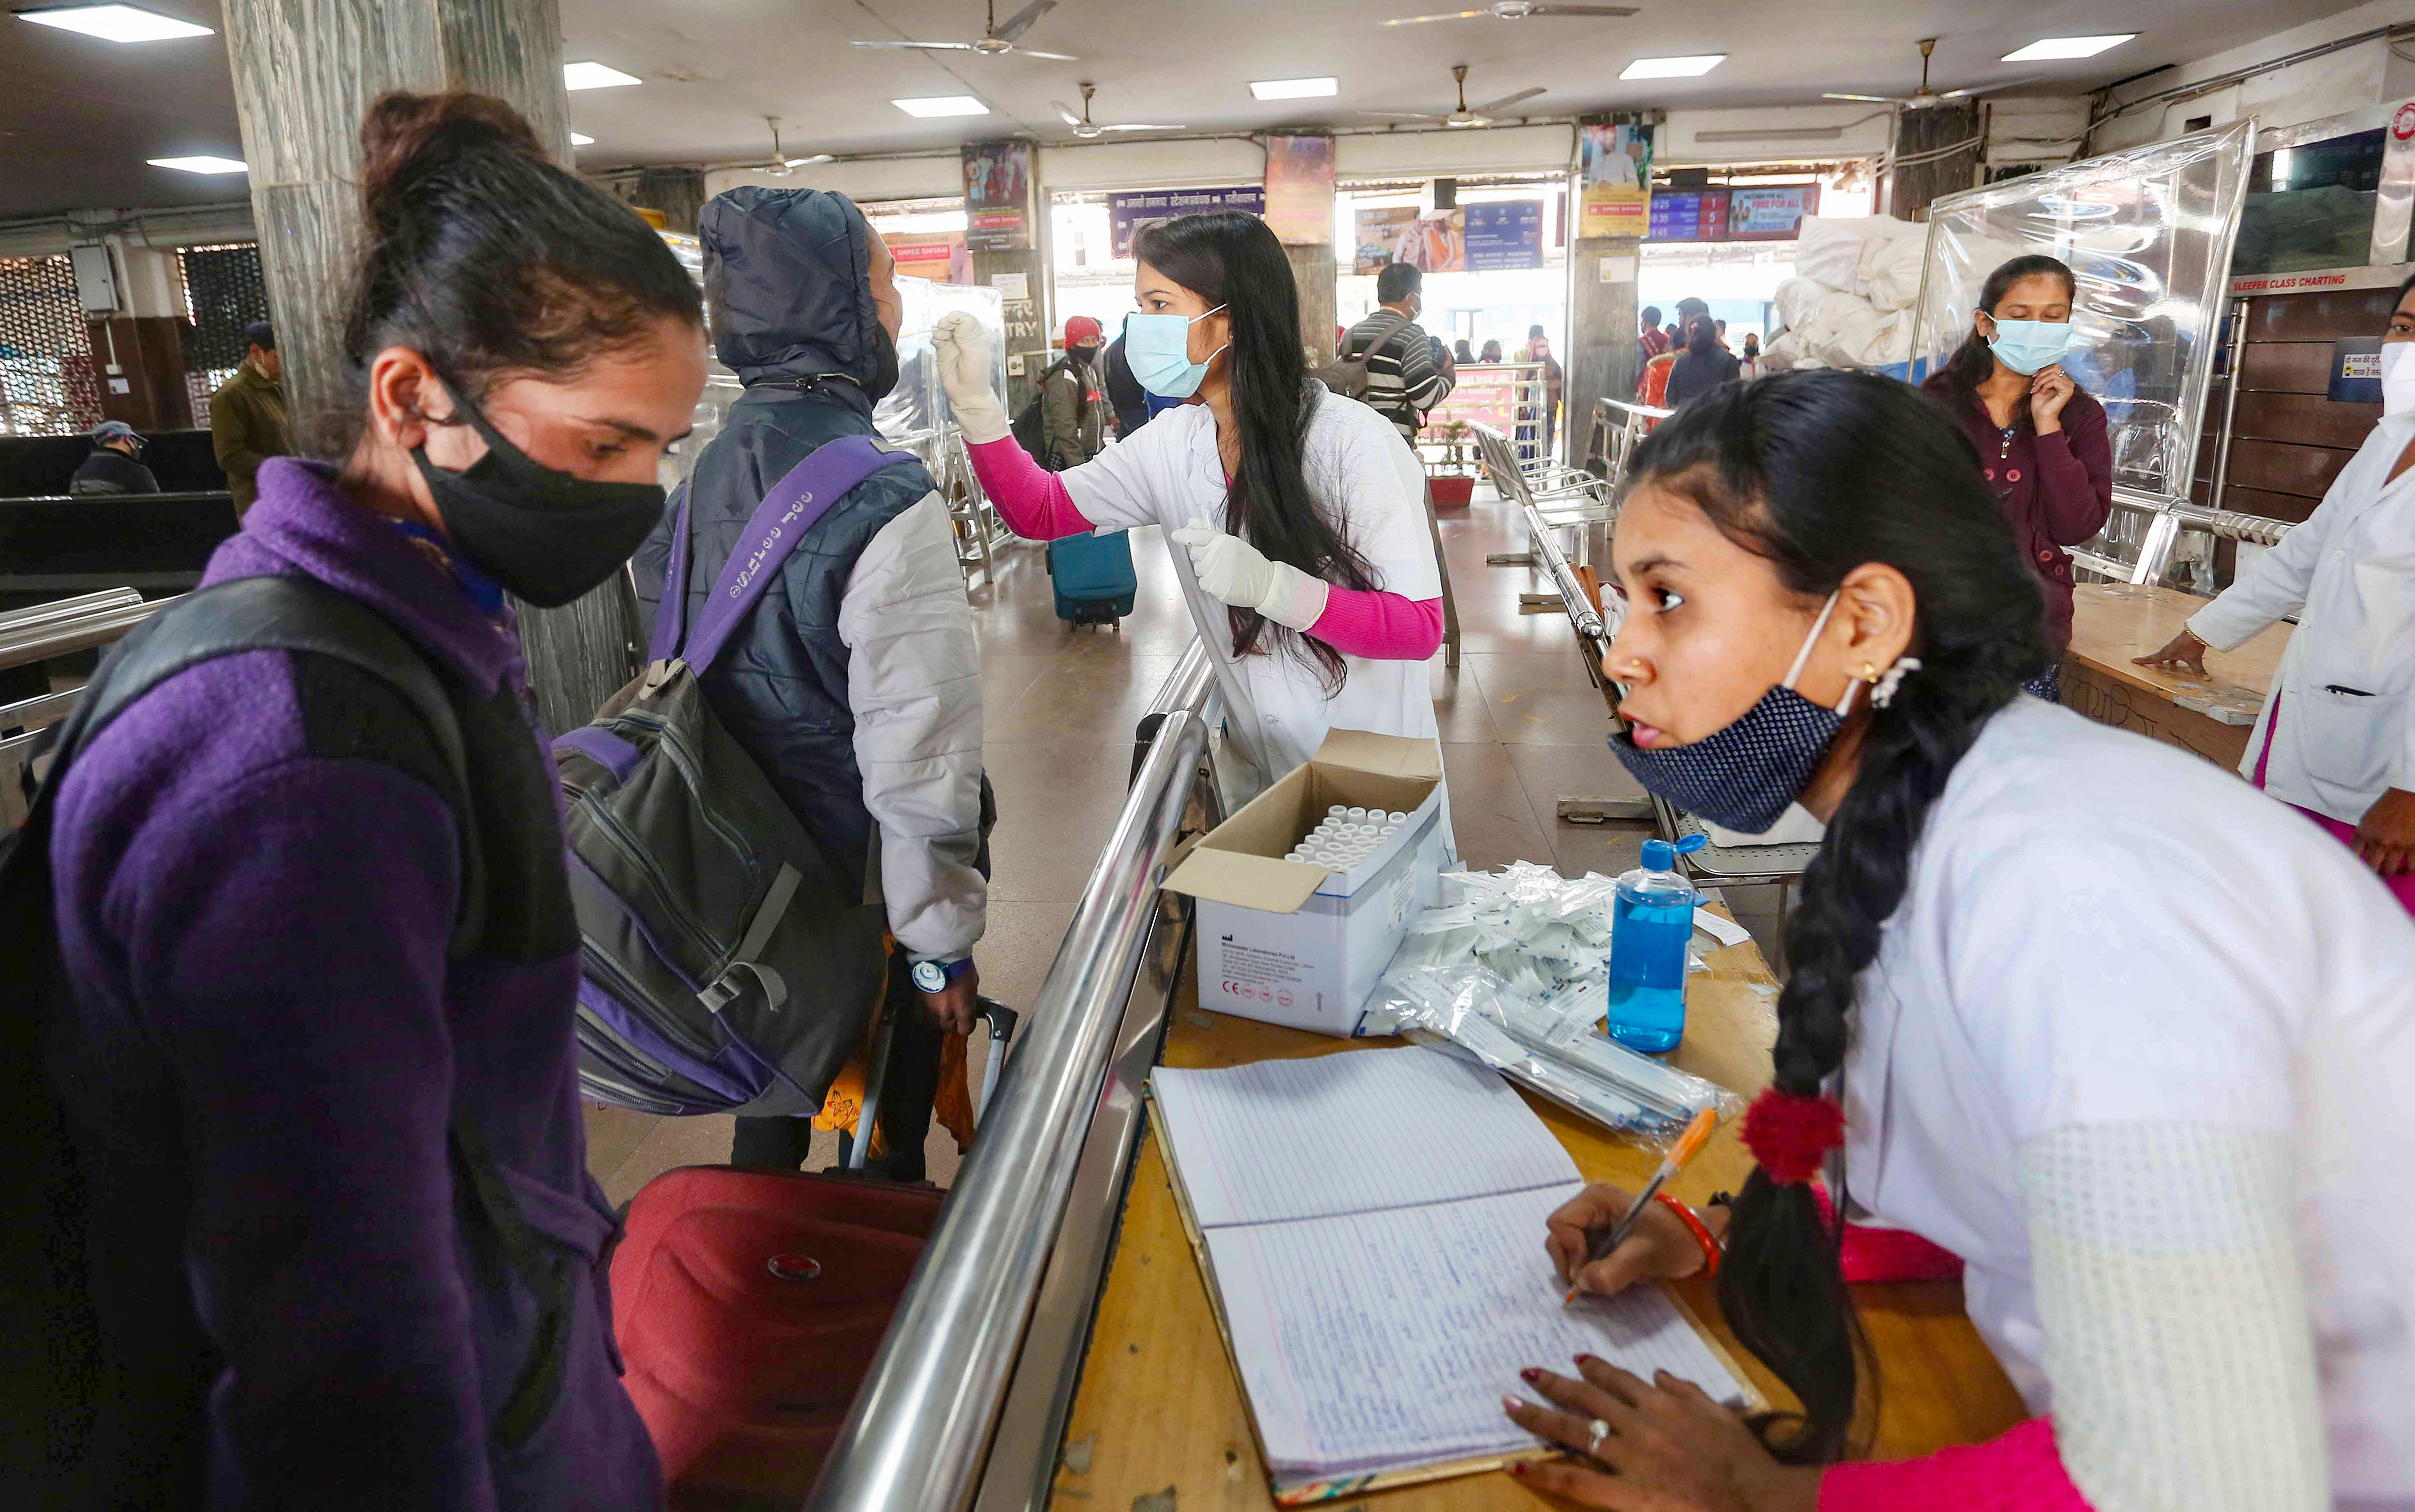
[850,0,1077,61]
[1821,37,2036,109]
[1383,2,1638,28]
[1360,63,1543,128]
[761,117,834,177]
[1053,82,1185,139]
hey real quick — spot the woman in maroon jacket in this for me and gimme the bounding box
[1921,254,2112,699]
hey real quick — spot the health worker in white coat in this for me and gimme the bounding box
[932,210,1445,777]
[2138,273,2415,916]
[1481,373,2415,1512]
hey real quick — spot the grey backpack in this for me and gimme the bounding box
[1314,310,1412,400]
[552,434,921,1118]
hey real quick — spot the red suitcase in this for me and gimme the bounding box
[611,1002,1014,1508]
[612,1165,941,1506]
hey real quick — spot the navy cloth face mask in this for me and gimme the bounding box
[1606,593,1861,834]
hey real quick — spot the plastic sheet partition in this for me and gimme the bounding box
[874,276,1008,467]
[804,686,1212,1512]
[1906,120,2259,582]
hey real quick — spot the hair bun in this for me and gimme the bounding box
[359,91,546,229]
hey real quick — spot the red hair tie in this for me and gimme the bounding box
[1743,1087,1843,1186]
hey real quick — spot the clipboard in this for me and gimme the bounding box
[1144,1087,1766,1506]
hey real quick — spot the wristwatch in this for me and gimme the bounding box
[910,957,973,993]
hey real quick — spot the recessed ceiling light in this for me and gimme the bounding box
[1620,54,1725,79]
[2000,34,2136,62]
[16,4,212,42]
[148,154,247,174]
[563,60,641,90]
[1251,76,1338,101]
[570,132,595,146]
[892,95,989,118]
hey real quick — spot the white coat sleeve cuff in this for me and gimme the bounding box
[2186,603,2258,655]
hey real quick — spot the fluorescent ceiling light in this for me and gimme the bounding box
[570,132,595,145]
[1620,54,1724,79]
[2001,34,2135,61]
[892,95,989,117]
[148,154,247,174]
[1251,76,1337,101]
[16,4,212,42]
[563,60,641,90]
[1696,126,1842,142]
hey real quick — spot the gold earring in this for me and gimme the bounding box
[1861,661,1881,684]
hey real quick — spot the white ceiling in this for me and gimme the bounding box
[0,0,2358,218]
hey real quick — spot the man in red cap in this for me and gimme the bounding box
[1042,315,1107,469]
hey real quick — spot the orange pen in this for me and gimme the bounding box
[1566,1106,1718,1304]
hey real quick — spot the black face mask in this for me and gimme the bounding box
[866,325,901,403]
[1067,343,1097,368]
[412,388,666,609]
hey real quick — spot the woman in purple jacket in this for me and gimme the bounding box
[46,93,703,1507]
[1921,254,2114,700]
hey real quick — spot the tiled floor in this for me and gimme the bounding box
[584,484,1788,1203]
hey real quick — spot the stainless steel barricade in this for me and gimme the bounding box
[805,644,1222,1512]
[1,587,173,826]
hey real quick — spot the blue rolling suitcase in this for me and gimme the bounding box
[1048,529,1137,628]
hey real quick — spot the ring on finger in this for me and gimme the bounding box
[1585,1417,1611,1459]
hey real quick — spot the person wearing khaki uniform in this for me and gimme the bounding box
[209,320,289,517]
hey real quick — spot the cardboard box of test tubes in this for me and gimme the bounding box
[1162,729,1448,1037]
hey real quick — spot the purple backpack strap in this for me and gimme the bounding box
[668,434,922,673]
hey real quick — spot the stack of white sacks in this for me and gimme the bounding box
[1762,215,1932,372]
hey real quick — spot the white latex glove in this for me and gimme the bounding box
[1168,518,1330,633]
[931,312,1010,444]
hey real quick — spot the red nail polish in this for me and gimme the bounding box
[1574,1352,1598,1365]
[1508,1463,1528,1478]
[1520,1367,1541,1383]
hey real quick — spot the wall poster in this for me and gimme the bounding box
[962,140,1033,251]
[1107,185,1266,258]
[1352,205,1464,273]
[1578,123,1652,237]
[1263,134,1337,244]
[1463,200,1544,270]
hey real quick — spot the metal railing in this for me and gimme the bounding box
[2,587,173,827]
[1586,396,1672,487]
[806,644,1219,1512]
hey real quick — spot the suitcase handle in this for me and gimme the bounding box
[845,996,1019,1172]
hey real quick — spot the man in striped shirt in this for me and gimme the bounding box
[1341,262,1456,444]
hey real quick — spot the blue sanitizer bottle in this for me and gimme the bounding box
[1603,835,1706,1054]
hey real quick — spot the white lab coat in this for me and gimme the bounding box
[1838,699,2415,1497]
[2191,416,2415,825]
[1059,387,1443,774]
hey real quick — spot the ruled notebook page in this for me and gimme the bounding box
[1204,1184,1751,1480]
[1151,1046,1580,1229]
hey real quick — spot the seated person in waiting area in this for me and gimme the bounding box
[69,419,159,495]
[1496,371,2414,1512]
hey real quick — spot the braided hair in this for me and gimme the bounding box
[1625,370,2050,1459]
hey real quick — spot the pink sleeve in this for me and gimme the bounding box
[1812,1179,1964,1284]
[1819,1418,2094,1511]
[1308,587,1444,661]
[964,435,1096,541]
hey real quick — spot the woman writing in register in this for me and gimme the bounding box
[2136,273,2415,916]
[928,211,1442,775]
[1499,373,2413,1510]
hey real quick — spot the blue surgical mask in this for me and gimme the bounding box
[1985,317,2072,377]
[1125,303,1228,399]
[1605,594,1861,834]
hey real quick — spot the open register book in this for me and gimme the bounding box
[1151,1046,1757,1504]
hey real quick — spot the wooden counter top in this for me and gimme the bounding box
[2065,582,2292,726]
[1050,922,2029,1510]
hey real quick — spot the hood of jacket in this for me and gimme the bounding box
[703,185,886,398]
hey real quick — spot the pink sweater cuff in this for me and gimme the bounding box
[1309,588,1444,661]
[1812,1180,1964,1284]
[965,435,1094,540]
[1820,1418,2091,1511]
